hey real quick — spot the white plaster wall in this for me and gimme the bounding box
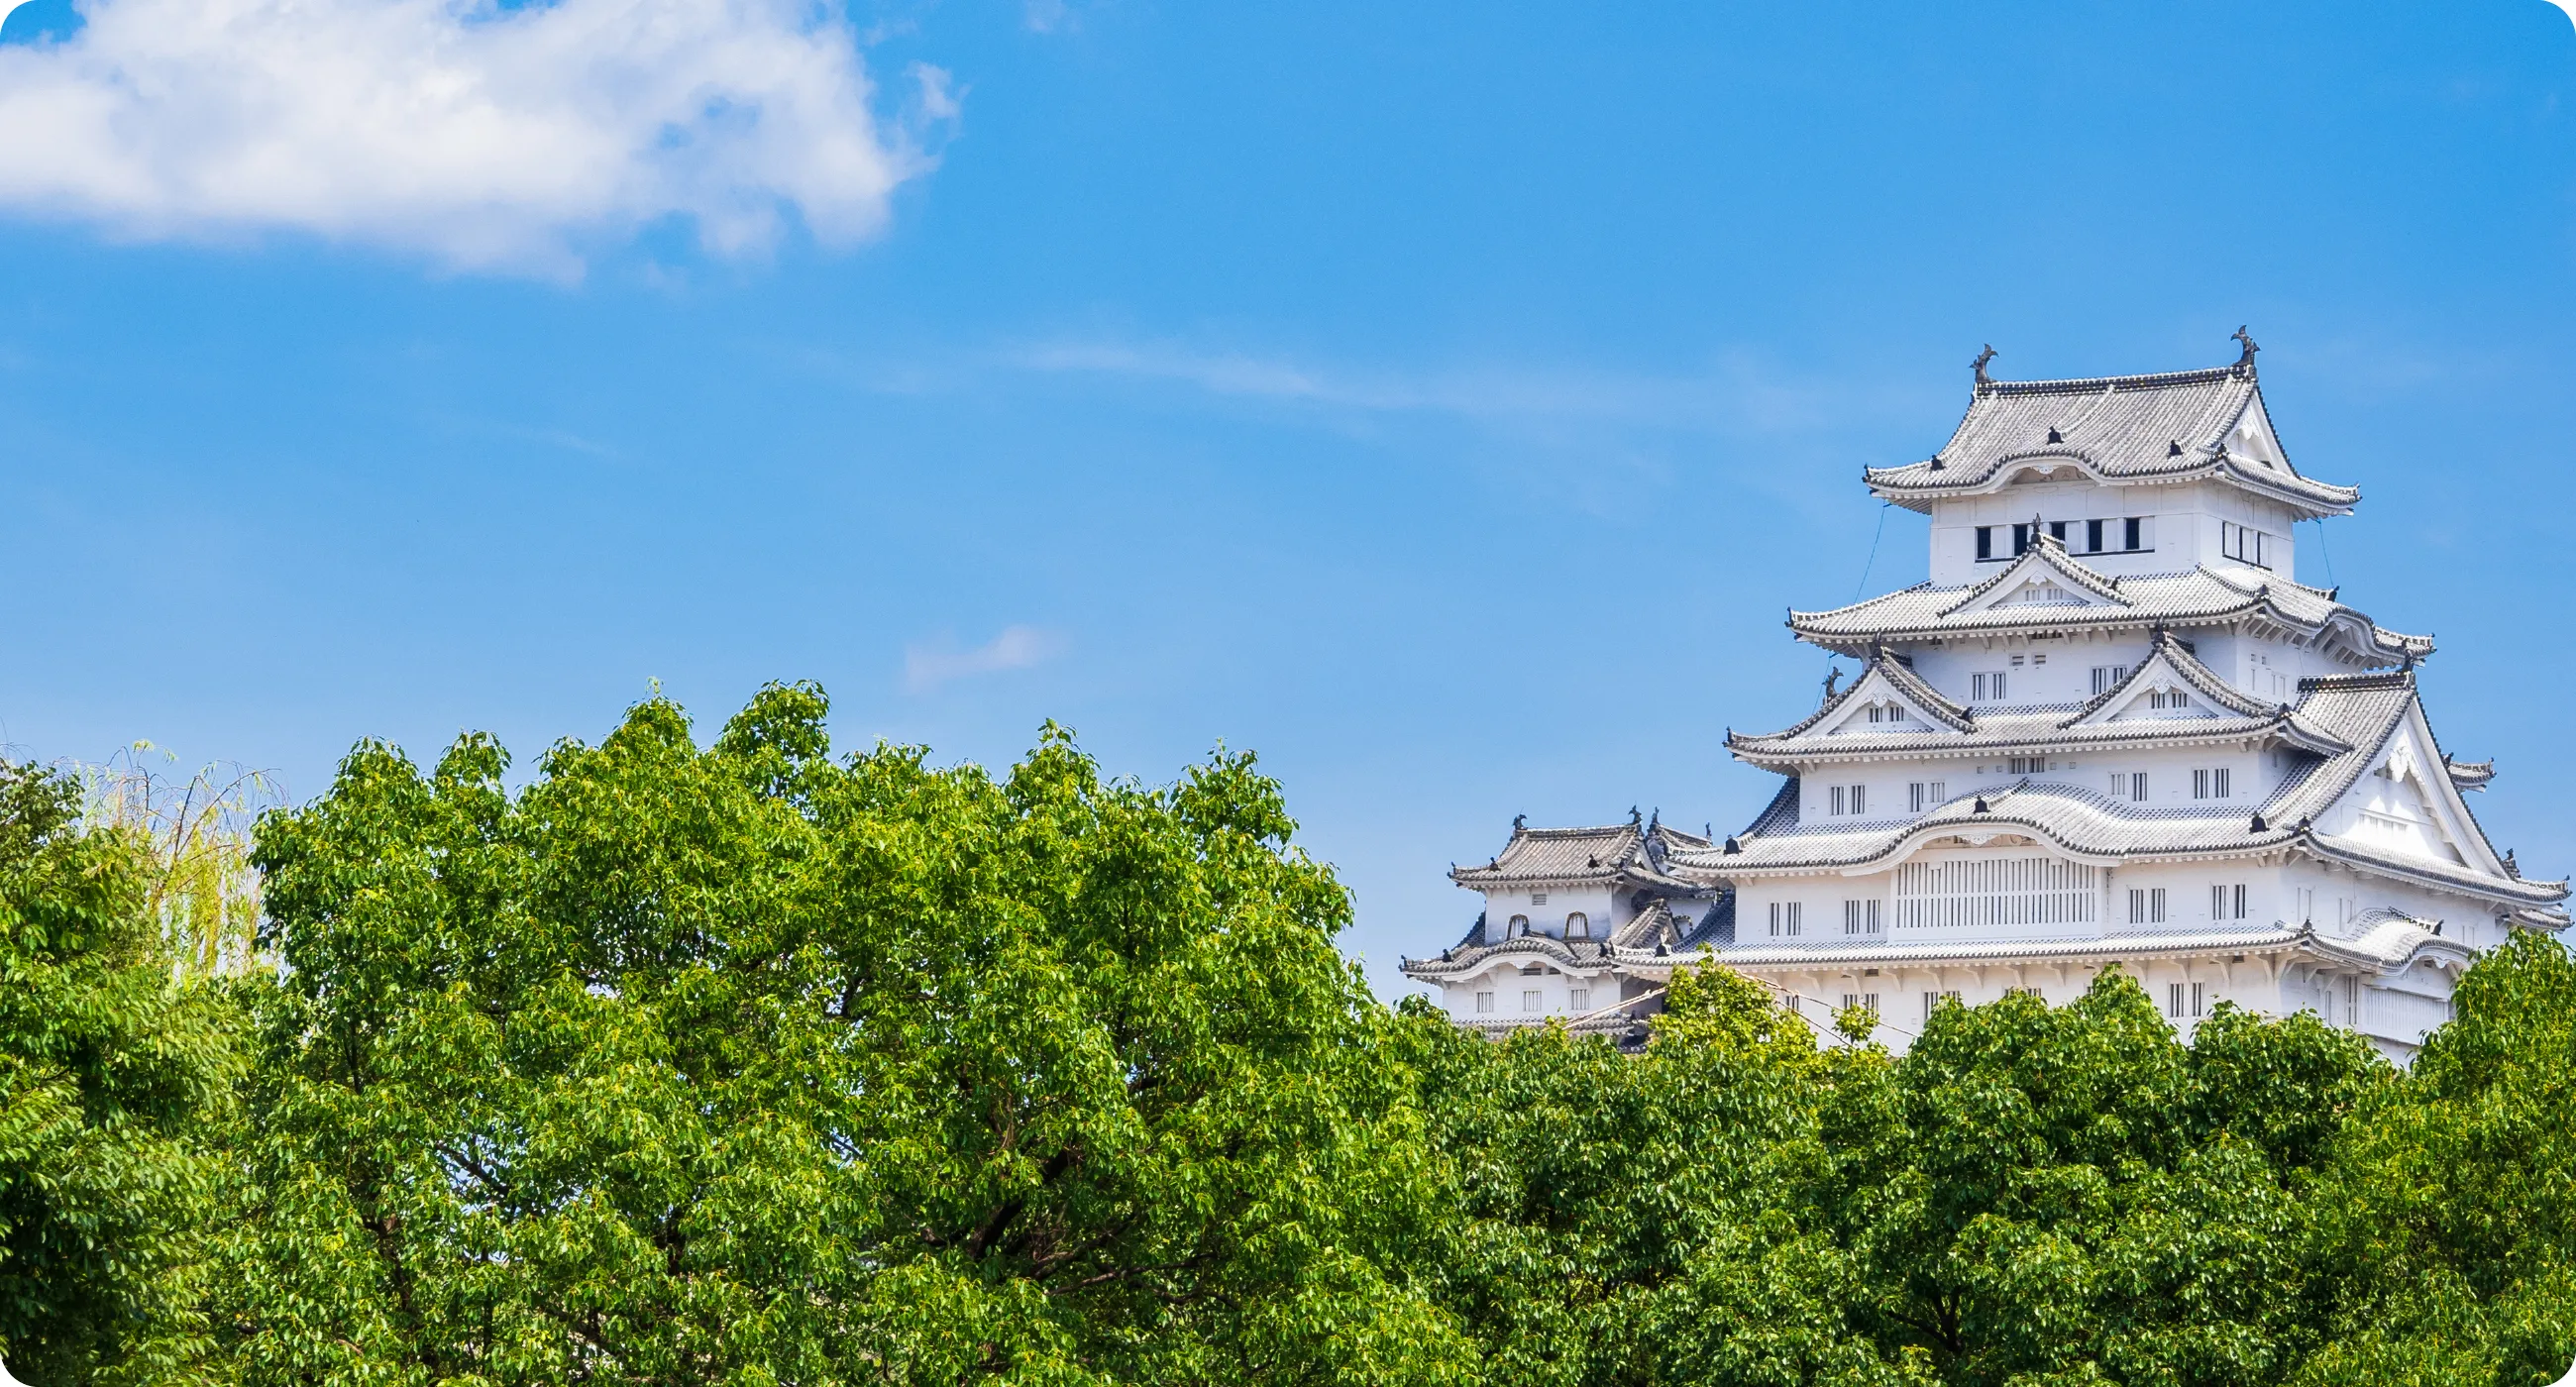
[1481,886,1620,944]
[1436,957,1616,1021]
[1795,743,2272,822]
[1924,481,2304,587]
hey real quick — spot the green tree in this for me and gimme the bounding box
[1817,969,2384,1387]
[2297,932,2576,1387]
[0,760,236,1384]
[1410,961,1925,1387]
[212,687,1465,1386]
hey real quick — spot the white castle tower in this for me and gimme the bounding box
[1402,334,2567,1059]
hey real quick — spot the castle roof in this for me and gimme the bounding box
[1864,360,2359,517]
[1610,917,2476,981]
[1448,816,1706,891]
[1791,545,2431,666]
[1728,632,2354,768]
[1680,672,2569,910]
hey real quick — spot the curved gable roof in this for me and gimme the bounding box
[1864,361,2358,517]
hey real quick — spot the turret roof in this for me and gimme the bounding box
[1864,359,2359,517]
[1792,549,2431,666]
[1449,816,1706,890]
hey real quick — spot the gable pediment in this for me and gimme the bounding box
[1819,667,1962,737]
[2061,634,2274,730]
[2221,393,2289,475]
[1941,537,2130,619]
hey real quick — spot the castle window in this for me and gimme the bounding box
[1568,988,1590,1012]
[1830,784,1866,815]
[1973,671,2007,701]
[2129,887,2168,924]
[2125,517,2146,550]
[1977,526,1996,561]
[1841,992,1881,1015]
[2087,518,2106,553]
[2193,768,2230,800]
[1770,902,1803,937]
[1531,892,1547,905]
[1565,911,1589,939]
[1522,990,1544,1013]
[2222,522,2274,569]
[1842,899,1884,935]
[2008,757,2046,775]
[2167,983,2186,1017]
[1508,913,1530,936]
[1908,780,1947,812]
[1475,992,1495,1014]
[2092,665,2128,695]
[2210,884,2248,920]
[1923,990,1962,1019]
[2011,523,2032,555]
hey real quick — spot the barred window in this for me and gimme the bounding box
[1896,857,2098,930]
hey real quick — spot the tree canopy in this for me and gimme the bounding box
[0,684,2571,1387]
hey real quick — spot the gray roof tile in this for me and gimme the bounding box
[1864,362,2358,515]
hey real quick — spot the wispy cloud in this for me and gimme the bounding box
[1009,336,1934,518]
[1011,338,1870,437]
[0,0,955,276]
[903,625,1068,694]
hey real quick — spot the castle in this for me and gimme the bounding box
[1401,334,2567,1059]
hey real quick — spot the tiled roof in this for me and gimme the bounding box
[1680,674,2568,907]
[1397,932,1620,979]
[1791,558,2432,665]
[1449,816,1701,890]
[1754,647,1976,744]
[1863,362,2359,515]
[1616,918,2473,977]
[1730,632,2351,766]
[1938,534,2131,615]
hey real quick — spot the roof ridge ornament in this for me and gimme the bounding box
[1513,813,1527,830]
[2232,325,2259,378]
[1972,343,1997,389]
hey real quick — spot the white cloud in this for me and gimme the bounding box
[1013,338,1866,437]
[0,0,949,275]
[903,624,1066,694]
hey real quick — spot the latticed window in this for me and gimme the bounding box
[1895,856,2099,930]
[1565,911,1589,939]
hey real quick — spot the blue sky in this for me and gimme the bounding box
[2,0,2574,999]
